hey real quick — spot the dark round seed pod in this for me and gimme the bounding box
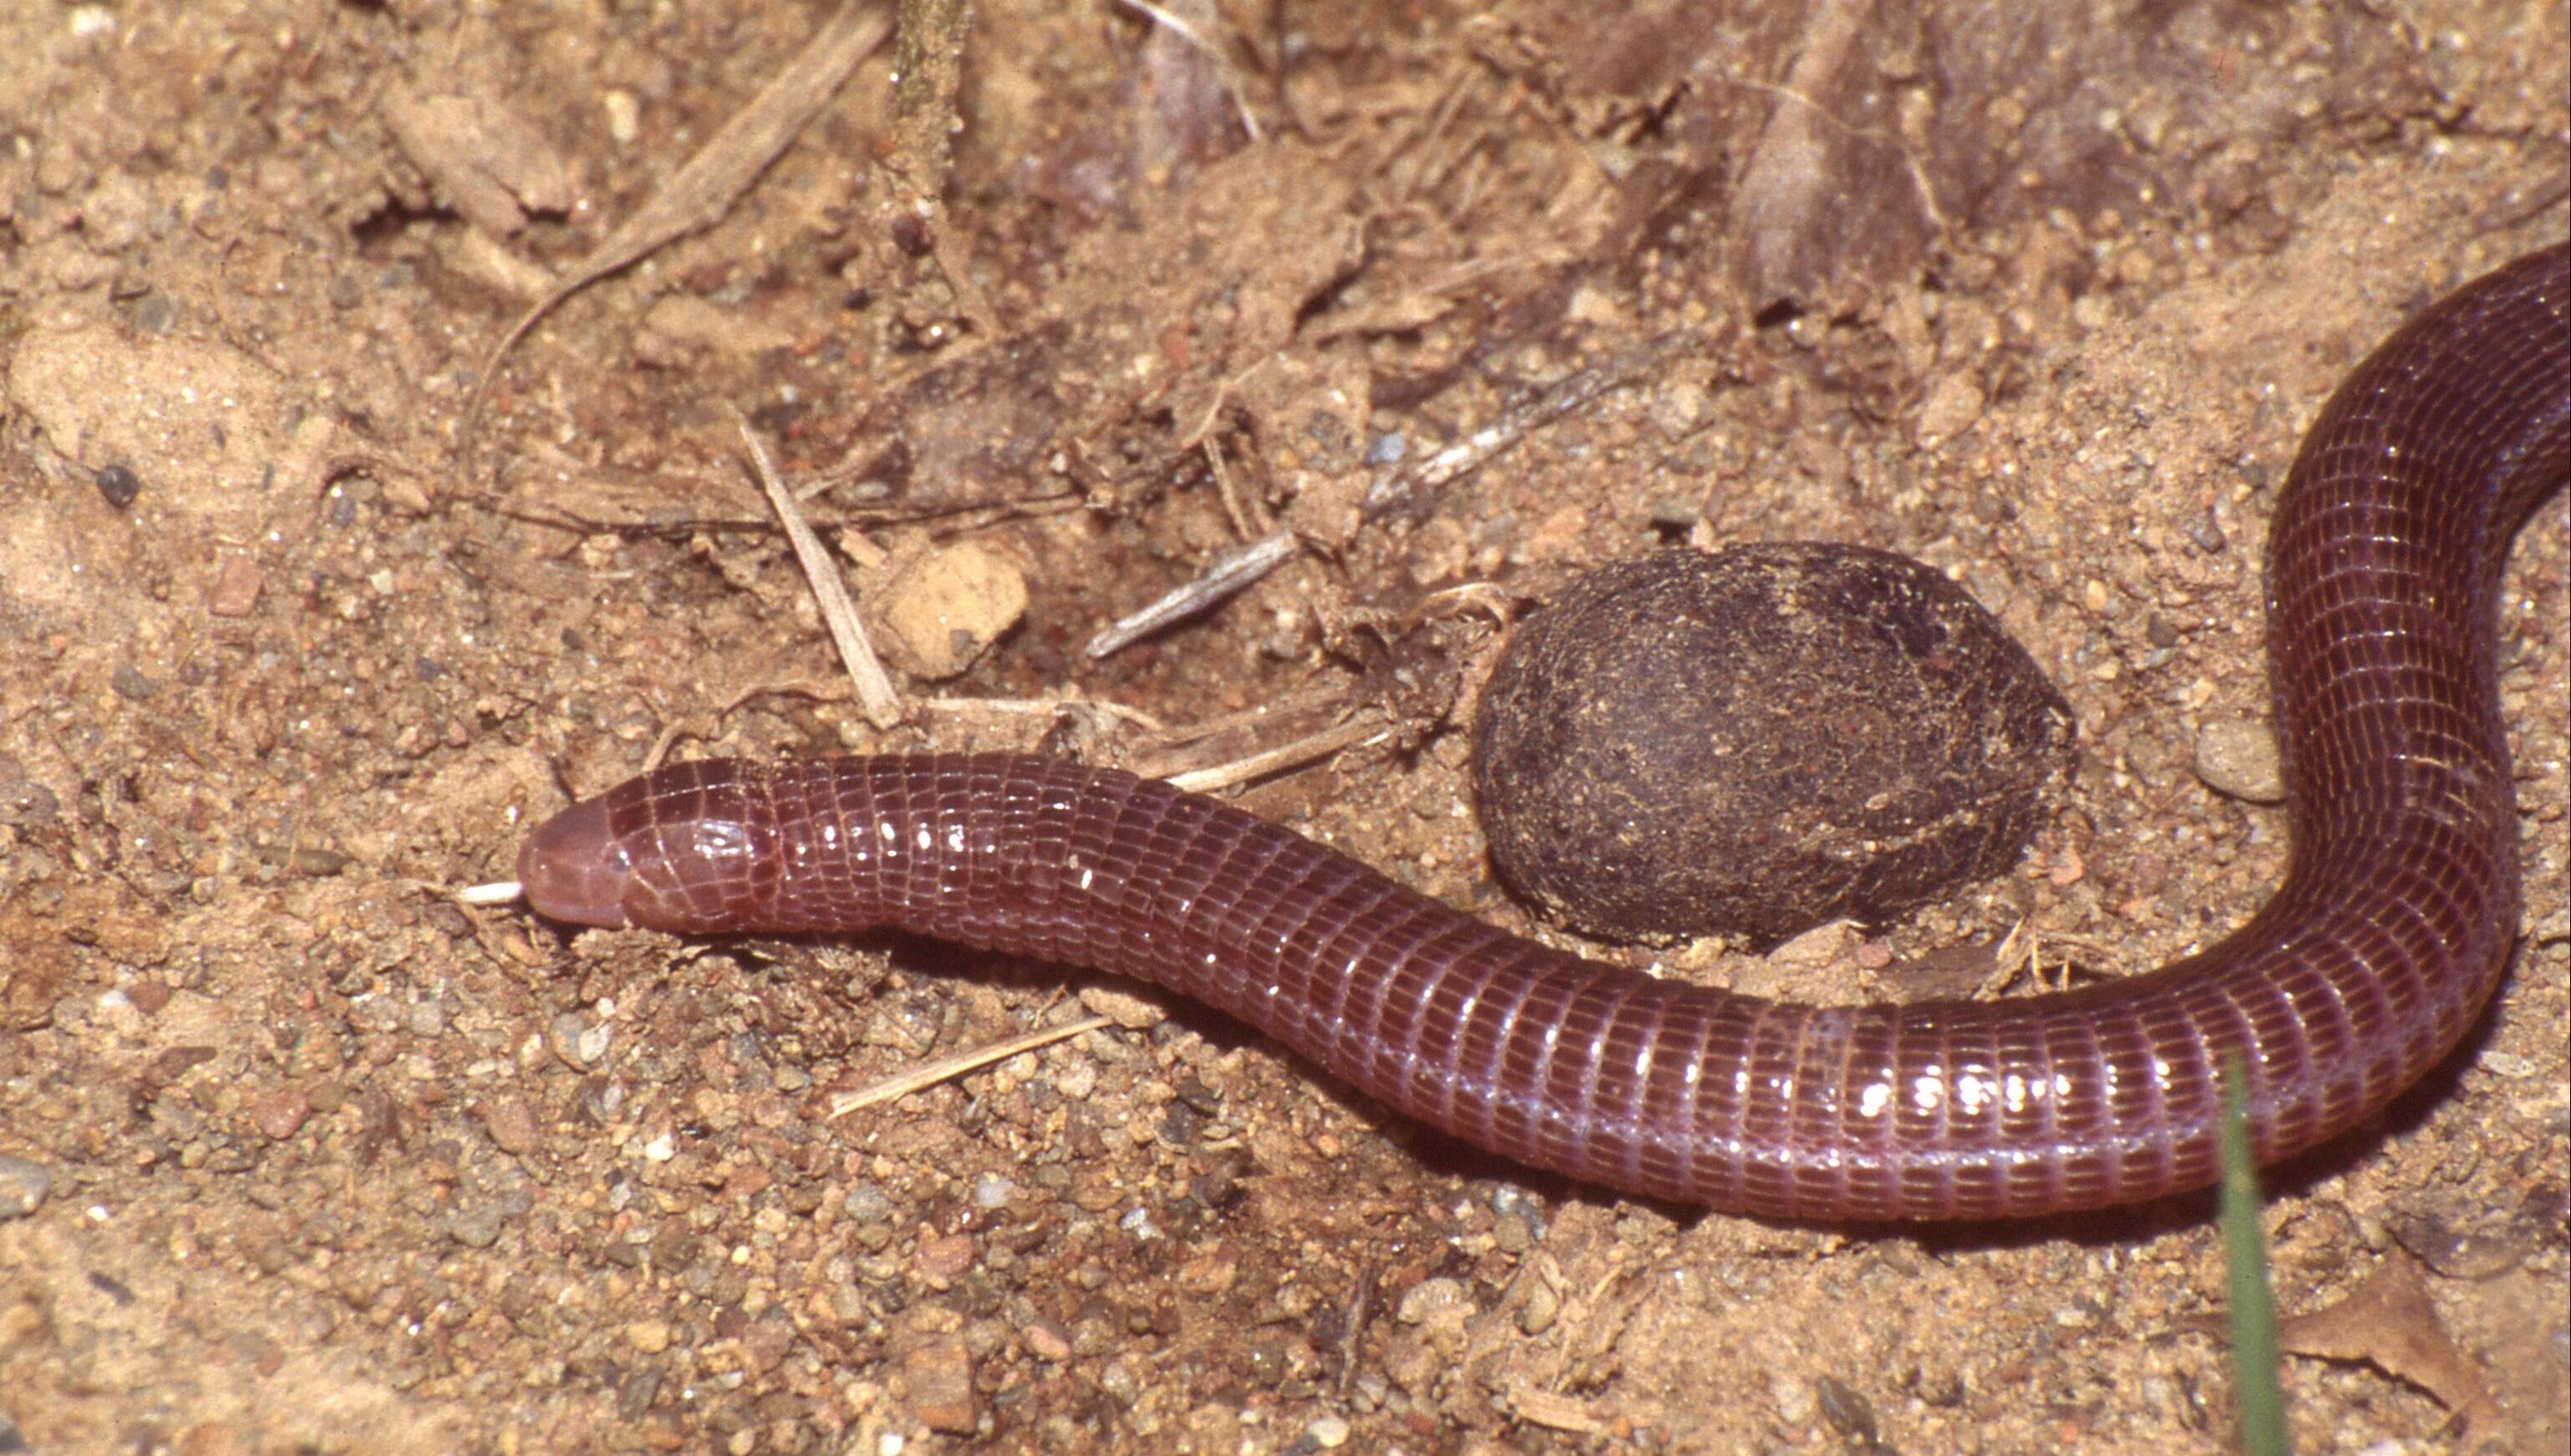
[1471,545,2074,943]
[94,464,142,509]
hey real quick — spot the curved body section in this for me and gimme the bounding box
[519,246,2568,1220]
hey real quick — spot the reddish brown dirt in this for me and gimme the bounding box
[1,3,2563,1453]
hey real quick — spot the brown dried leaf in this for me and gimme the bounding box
[2277,1252,2492,1421]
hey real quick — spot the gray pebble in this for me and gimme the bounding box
[444,1189,532,1248]
[1050,1056,1099,1101]
[0,1154,53,1218]
[128,292,180,334]
[0,764,58,827]
[1771,1371,1815,1426]
[110,663,159,701]
[406,997,447,1037]
[2193,718,2286,803]
[547,1012,610,1070]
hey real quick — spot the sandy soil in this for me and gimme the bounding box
[0,3,2563,1453]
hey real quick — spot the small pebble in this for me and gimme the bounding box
[971,1172,1014,1210]
[94,463,142,508]
[547,1012,610,1070]
[917,1230,975,1280]
[1488,1185,1546,1240]
[1517,1276,1560,1336]
[206,556,263,617]
[1395,1276,1468,1328]
[1648,496,1702,530]
[626,1319,673,1353]
[874,542,1028,680]
[129,292,179,333]
[1650,379,1709,439]
[248,1088,311,1141]
[901,1337,981,1433]
[1050,1057,1099,1101]
[1771,1372,1816,1426]
[0,1154,53,1218]
[1304,1414,1351,1448]
[1077,983,1168,1031]
[1814,1375,1879,1443]
[1021,1316,1074,1362]
[443,1191,526,1248]
[292,845,352,877]
[2184,508,2228,553]
[2193,718,2285,803]
[479,1098,539,1154]
[110,664,159,701]
[1914,373,1985,446]
[0,765,59,828]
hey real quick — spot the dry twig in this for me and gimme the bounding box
[735,415,905,729]
[1085,529,1301,658]
[829,1015,1115,1117]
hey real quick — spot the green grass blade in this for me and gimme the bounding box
[2219,1062,2290,1456]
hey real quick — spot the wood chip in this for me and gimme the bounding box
[737,416,905,729]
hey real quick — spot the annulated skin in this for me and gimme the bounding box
[518,246,2568,1221]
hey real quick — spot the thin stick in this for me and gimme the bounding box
[1360,331,1703,520]
[1130,683,1344,753]
[1086,529,1299,658]
[1206,439,1261,540]
[829,1015,1116,1118]
[735,413,905,729]
[917,695,1172,733]
[1164,714,1390,794]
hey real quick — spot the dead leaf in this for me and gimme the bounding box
[2276,1253,2492,1423]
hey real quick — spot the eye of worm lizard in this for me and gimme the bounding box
[517,246,2568,1221]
